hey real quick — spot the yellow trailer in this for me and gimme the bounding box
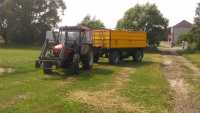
[92,29,147,64]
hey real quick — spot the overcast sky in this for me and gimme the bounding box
[60,0,199,28]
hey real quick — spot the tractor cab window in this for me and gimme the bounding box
[67,32,80,44]
[58,31,66,43]
[81,31,92,43]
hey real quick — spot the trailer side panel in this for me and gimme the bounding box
[92,30,147,49]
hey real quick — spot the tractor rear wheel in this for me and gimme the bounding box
[43,62,52,74]
[82,51,94,70]
[71,54,80,74]
[133,49,144,62]
[109,51,120,65]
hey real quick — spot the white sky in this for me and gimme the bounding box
[60,0,199,28]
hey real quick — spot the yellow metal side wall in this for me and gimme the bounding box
[110,30,147,48]
[92,30,147,49]
[92,30,110,48]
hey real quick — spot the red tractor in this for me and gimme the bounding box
[35,26,94,74]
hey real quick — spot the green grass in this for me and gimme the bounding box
[182,52,200,68]
[121,54,172,113]
[180,52,200,105]
[0,48,172,113]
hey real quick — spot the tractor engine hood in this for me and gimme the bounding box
[52,44,73,57]
[54,44,64,49]
[53,44,64,56]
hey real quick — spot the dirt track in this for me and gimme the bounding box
[66,67,145,113]
[161,47,200,113]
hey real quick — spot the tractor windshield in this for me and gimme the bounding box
[59,31,65,43]
[57,29,91,45]
[67,32,80,43]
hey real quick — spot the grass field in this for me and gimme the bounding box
[181,52,200,106]
[0,48,172,113]
[182,52,200,68]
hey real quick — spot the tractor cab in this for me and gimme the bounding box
[36,26,94,74]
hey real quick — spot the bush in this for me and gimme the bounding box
[178,27,200,50]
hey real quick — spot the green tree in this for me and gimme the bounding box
[116,3,168,47]
[195,3,200,25]
[180,2,200,50]
[0,0,66,45]
[80,15,105,29]
[0,0,8,44]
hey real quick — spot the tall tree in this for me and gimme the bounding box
[0,0,66,45]
[195,3,200,25]
[0,0,8,44]
[80,15,105,29]
[179,2,200,50]
[192,2,200,49]
[116,3,168,47]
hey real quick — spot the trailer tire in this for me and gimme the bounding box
[43,62,52,74]
[109,51,120,65]
[94,49,100,63]
[71,54,80,74]
[94,56,99,63]
[82,50,93,70]
[133,49,144,62]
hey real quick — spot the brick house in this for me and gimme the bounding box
[168,20,193,44]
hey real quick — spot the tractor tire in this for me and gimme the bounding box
[71,54,80,74]
[94,56,99,63]
[82,51,94,70]
[35,60,41,68]
[43,62,52,74]
[109,51,120,65]
[133,49,144,62]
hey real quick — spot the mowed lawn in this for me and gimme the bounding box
[0,48,172,113]
[182,52,200,68]
[181,52,200,103]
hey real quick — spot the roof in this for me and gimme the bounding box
[173,20,193,28]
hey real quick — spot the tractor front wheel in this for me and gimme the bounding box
[82,51,94,70]
[71,54,80,74]
[43,62,52,74]
[35,60,41,68]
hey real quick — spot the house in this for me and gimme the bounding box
[168,20,193,44]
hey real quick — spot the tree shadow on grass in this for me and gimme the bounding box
[144,48,161,54]
[0,67,38,78]
[43,67,115,81]
[41,58,156,81]
[97,60,154,68]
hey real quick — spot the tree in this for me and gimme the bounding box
[178,2,200,50]
[0,0,66,45]
[80,15,105,29]
[116,3,168,47]
[0,0,8,44]
[195,3,200,25]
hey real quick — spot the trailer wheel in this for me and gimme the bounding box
[94,57,99,63]
[94,49,100,63]
[109,51,120,65]
[71,54,80,74]
[43,62,52,74]
[133,49,144,62]
[82,51,94,70]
